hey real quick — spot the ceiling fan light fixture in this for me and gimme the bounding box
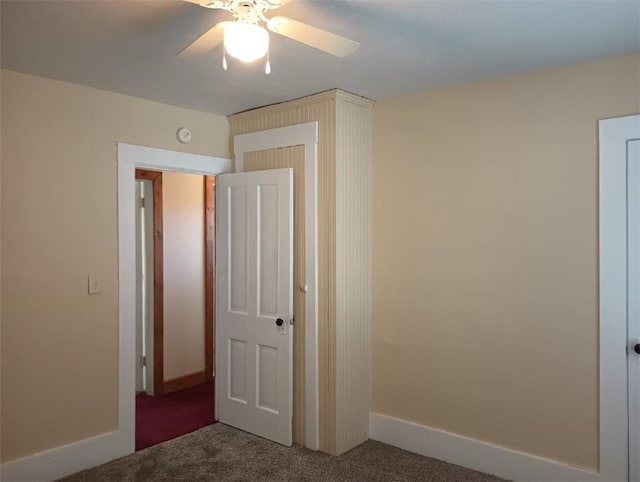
[224,21,269,63]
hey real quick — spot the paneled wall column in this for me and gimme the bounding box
[229,90,374,455]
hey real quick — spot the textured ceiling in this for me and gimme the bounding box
[1,0,639,116]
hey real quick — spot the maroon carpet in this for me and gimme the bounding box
[136,380,215,451]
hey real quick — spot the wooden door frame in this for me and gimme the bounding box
[205,176,216,381]
[134,169,216,396]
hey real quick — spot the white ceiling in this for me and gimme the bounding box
[1,0,638,116]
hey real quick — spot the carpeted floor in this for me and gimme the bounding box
[61,423,505,481]
[136,381,215,451]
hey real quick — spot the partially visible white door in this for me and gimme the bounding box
[600,115,640,481]
[135,180,155,394]
[216,168,294,446]
[628,139,640,482]
[135,181,144,393]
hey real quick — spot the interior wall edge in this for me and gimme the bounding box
[334,99,374,455]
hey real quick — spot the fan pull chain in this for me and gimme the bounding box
[265,49,271,75]
[222,48,228,71]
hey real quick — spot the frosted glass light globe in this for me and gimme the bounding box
[224,22,269,63]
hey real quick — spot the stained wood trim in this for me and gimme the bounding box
[204,176,216,381]
[135,170,162,181]
[163,370,206,394]
[136,169,164,396]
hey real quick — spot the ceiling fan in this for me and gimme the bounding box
[179,0,360,73]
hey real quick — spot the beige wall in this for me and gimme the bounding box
[372,52,640,470]
[3,50,637,469]
[0,69,229,463]
[163,172,206,381]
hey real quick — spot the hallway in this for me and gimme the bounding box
[136,381,215,451]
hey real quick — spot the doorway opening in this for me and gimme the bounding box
[117,143,231,456]
[133,169,217,450]
[117,132,318,456]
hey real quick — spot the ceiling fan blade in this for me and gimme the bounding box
[267,16,359,57]
[264,0,295,7]
[182,0,227,8]
[178,21,230,58]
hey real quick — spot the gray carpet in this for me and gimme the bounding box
[61,423,505,481]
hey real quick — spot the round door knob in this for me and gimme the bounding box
[276,318,284,327]
[634,343,640,355]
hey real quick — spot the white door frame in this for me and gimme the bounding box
[234,121,319,450]
[599,114,640,482]
[626,139,640,482]
[117,143,232,453]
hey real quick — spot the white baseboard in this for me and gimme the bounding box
[0,429,132,482]
[369,413,603,482]
[0,413,607,481]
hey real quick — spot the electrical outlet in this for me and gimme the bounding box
[88,275,102,295]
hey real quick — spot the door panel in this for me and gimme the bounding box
[216,168,293,446]
[229,185,248,314]
[229,338,247,403]
[259,184,279,317]
[257,344,278,412]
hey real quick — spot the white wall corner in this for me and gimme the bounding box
[0,430,129,482]
[369,413,603,482]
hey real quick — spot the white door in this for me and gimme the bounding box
[135,180,156,395]
[628,139,640,482]
[135,181,144,393]
[216,168,294,446]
